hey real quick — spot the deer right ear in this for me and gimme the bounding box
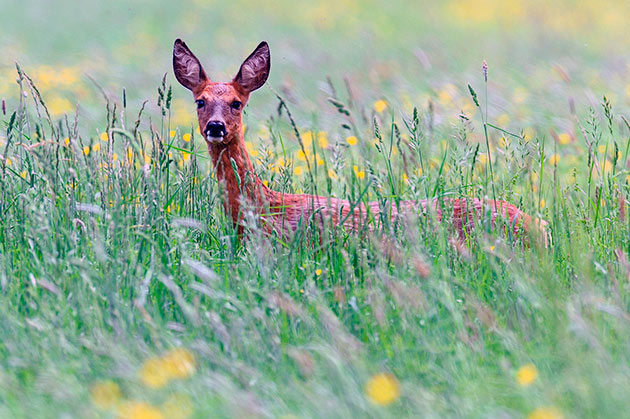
[173,39,209,91]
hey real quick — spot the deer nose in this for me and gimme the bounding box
[205,121,227,138]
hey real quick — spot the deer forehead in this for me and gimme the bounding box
[196,83,245,101]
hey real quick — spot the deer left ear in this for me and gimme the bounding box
[233,41,270,93]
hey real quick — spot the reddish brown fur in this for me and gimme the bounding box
[173,39,548,243]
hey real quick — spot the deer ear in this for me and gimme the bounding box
[173,39,209,91]
[233,41,270,93]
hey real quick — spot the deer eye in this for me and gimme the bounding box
[196,99,205,109]
[231,100,242,110]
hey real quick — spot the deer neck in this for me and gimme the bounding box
[206,131,270,223]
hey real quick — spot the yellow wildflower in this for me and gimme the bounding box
[92,143,101,153]
[83,146,90,156]
[315,269,322,276]
[316,157,324,166]
[557,133,571,145]
[47,96,73,117]
[20,170,27,179]
[182,133,191,142]
[100,132,108,142]
[296,150,309,162]
[516,363,538,387]
[365,373,400,406]
[328,169,337,179]
[417,167,423,176]
[539,199,546,209]
[169,130,176,138]
[317,131,328,148]
[294,166,304,176]
[346,136,358,146]
[373,99,388,113]
[117,401,164,419]
[139,357,170,389]
[548,154,559,165]
[64,137,70,146]
[353,165,365,179]
[127,148,134,164]
[112,153,118,162]
[162,348,196,380]
[302,131,313,147]
[182,151,191,162]
[527,407,563,419]
[598,144,606,154]
[90,380,122,410]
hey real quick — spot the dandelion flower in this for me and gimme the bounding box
[516,363,538,387]
[346,136,358,146]
[373,99,388,113]
[139,357,170,389]
[557,133,571,145]
[294,166,304,176]
[328,169,337,179]
[83,146,90,156]
[296,150,309,162]
[317,131,328,148]
[315,269,322,276]
[301,131,313,147]
[182,133,191,142]
[92,143,101,153]
[182,151,191,162]
[162,348,196,380]
[117,401,164,419]
[365,373,400,406]
[169,130,176,138]
[548,154,559,165]
[527,407,563,419]
[100,132,108,142]
[353,165,365,179]
[90,380,122,410]
[64,137,70,146]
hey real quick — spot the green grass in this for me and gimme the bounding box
[1,1,630,418]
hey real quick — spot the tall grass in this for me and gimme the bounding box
[0,58,628,419]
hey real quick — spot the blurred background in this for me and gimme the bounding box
[2,0,630,139]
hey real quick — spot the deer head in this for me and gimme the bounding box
[172,39,270,146]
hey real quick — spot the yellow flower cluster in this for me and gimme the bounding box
[139,348,196,388]
[364,373,400,406]
[90,348,196,418]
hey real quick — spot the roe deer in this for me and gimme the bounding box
[172,39,549,245]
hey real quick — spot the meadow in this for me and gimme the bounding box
[0,0,629,417]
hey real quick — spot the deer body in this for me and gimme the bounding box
[173,39,544,242]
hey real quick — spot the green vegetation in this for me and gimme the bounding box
[0,0,629,417]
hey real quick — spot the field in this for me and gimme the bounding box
[1,0,629,418]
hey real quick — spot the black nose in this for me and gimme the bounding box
[205,121,227,138]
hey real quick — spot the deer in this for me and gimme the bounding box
[172,39,549,246]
